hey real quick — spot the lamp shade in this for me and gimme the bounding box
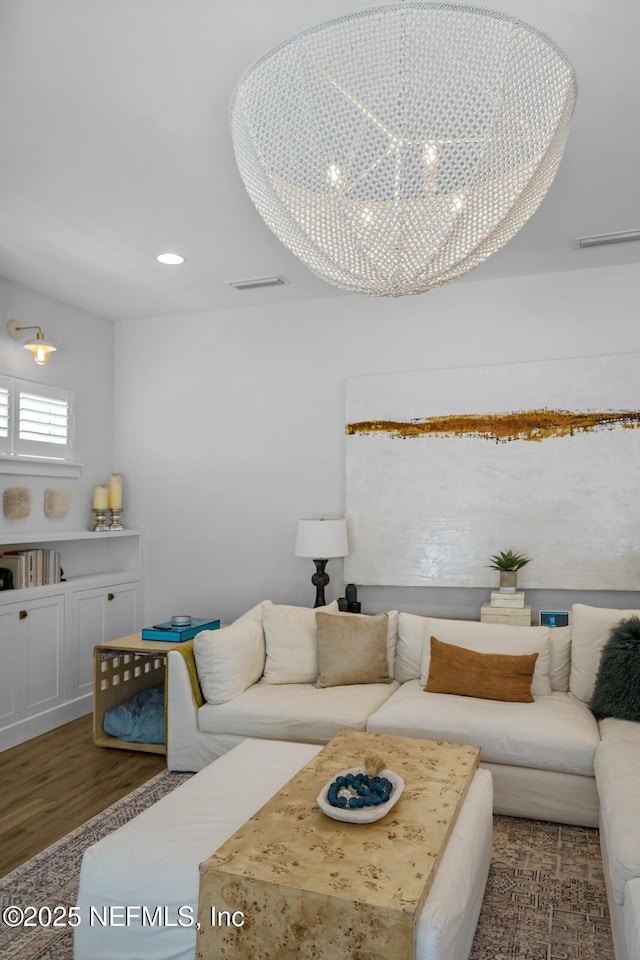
[230,2,576,298]
[24,335,56,365]
[295,518,349,559]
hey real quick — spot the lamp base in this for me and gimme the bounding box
[311,558,330,608]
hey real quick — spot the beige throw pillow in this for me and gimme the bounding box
[262,601,338,684]
[570,604,640,704]
[315,612,391,688]
[194,620,265,704]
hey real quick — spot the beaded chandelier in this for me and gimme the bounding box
[230,2,576,298]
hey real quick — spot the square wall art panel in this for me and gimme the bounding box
[344,353,640,590]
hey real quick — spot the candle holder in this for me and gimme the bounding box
[90,508,109,532]
[109,508,124,532]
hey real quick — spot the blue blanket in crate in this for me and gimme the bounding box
[103,685,165,744]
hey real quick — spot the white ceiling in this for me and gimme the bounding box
[0,0,638,322]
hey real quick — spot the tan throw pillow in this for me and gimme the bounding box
[425,636,539,703]
[315,612,391,688]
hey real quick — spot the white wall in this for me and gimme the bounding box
[114,261,640,624]
[0,277,114,536]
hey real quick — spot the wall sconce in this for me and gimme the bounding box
[7,319,57,365]
[295,517,349,607]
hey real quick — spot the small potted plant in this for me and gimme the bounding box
[488,549,531,593]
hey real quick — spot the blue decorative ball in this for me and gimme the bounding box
[326,770,393,811]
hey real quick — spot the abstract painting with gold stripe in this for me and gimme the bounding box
[344,354,640,590]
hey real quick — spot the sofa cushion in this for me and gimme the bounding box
[591,616,640,722]
[548,626,571,692]
[194,620,265,705]
[595,740,640,904]
[236,599,271,623]
[197,679,400,743]
[570,603,640,705]
[425,636,538,703]
[420,618,552,697]
[367,681,599,775]
[385,610,398,677]
[395,612,429,682]
[262,601,338,684]
[315,612,391,688]
[599,717,640,744]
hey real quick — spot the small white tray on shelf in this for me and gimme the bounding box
[316,766,404,823]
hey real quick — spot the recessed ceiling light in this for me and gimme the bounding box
[156,252,186,265]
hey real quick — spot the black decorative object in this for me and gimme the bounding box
[338,583,361,613]
[591,616,640,722]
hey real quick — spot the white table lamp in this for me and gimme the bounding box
[295,518,349,608]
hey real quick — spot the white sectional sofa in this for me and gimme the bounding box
[595,717,640,960]
[167,600,601,825]
[166,598,640,960]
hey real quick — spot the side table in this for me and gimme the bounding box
[93,634,185,755]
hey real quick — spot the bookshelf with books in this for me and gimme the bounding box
[0,529,143,591]
[1,548,62,589]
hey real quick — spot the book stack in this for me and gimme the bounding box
[0,549,62,589]
[480,591,531,626]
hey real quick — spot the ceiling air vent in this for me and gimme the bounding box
[226,275,289,290]
[576,229,640,249]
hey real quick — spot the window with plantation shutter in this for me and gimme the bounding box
[0,376,74,461]
[0,381,10,455]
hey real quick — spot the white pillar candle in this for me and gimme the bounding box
[93,484,108,510]
[108,473,122,510]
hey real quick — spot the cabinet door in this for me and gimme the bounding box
[20,595,65,717]
[0,606,20,726]
[70,581,141,699]
[107,581,140,642]
[71,586,109,699]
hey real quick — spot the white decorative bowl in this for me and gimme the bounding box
[316,767,404,823]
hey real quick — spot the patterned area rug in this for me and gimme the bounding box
[0,772,614,960]
[471,816,614,960]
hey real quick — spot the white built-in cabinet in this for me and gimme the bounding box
[0,530,143,750]
[70,581,140,699]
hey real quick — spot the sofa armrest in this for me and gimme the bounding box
[170,639,204,708]
[166,643,203,771]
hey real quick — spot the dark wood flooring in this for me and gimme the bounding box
[0,714,165,877]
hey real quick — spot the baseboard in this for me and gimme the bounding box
[0,696,92,752]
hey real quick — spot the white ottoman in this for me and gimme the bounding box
[625,878,640,960]
[75,738,492,960]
